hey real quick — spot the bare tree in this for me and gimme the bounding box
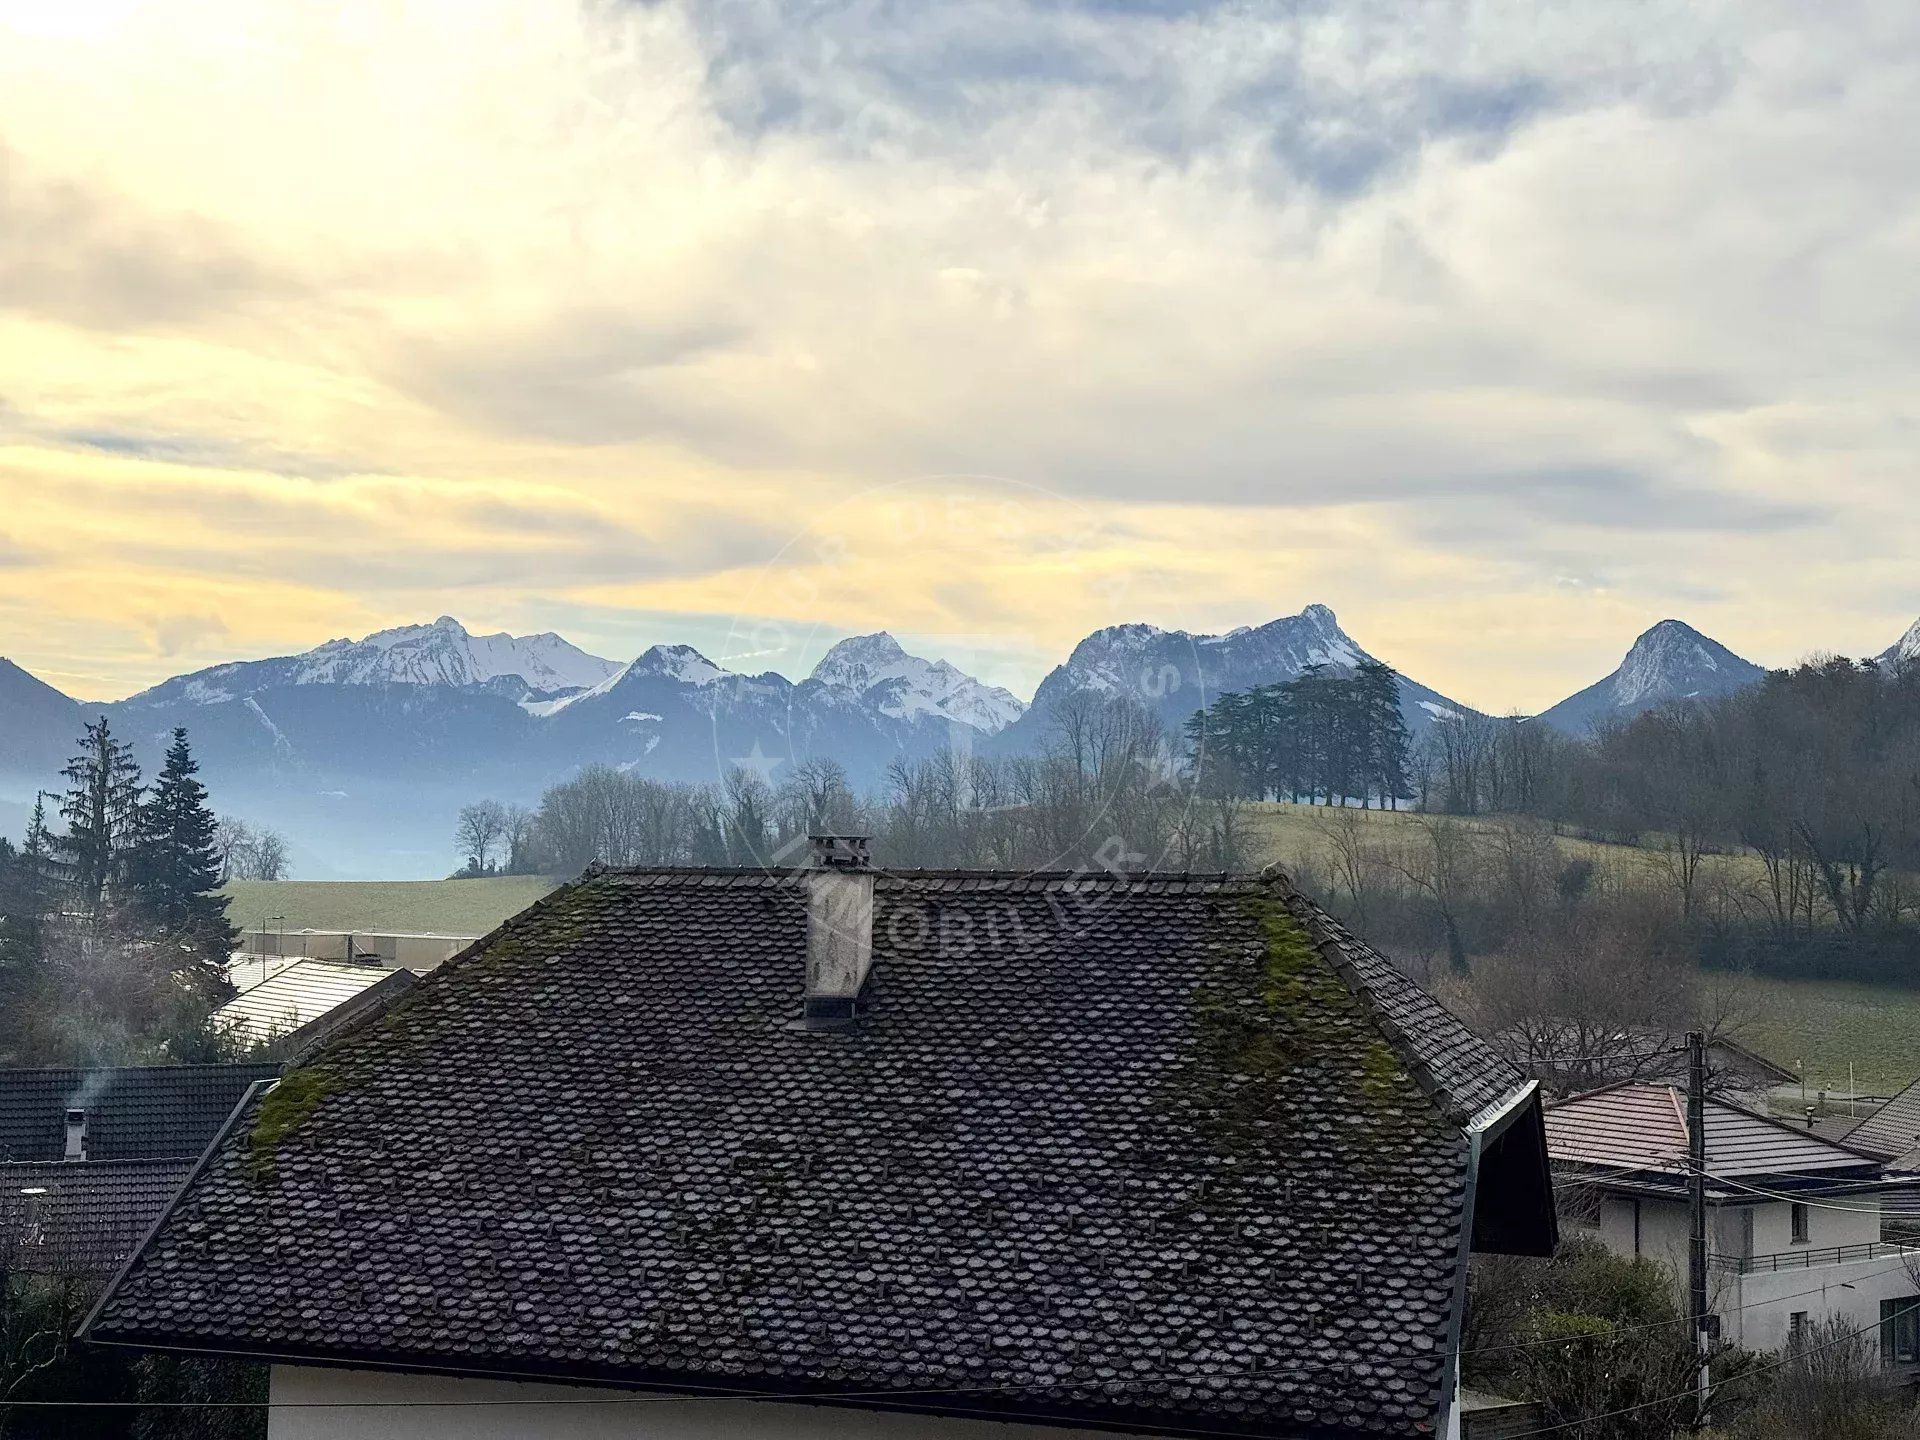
[454,801,509,874]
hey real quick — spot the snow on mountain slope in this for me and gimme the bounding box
[808,633,1026,734]
[288,617,619,691]
[1881,617,1920,668]
[993,603,1470,753]
[134,616,620,704]
[1534,620,1765,733]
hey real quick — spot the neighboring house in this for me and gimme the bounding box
[1500,1025,1795,1109]
[236,928,481,972]
[0,1061,281,1274]
[85,850,1556,1440]
[1545,1082,1920,1358]
[1845,1074,1920,1166]
[1,1159,194,1274]
[214,958,417,1053]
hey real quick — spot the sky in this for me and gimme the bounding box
[1,0,1917,714]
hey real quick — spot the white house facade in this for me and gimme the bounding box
[1548,1082,1920,1361]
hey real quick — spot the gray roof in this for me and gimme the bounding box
[0,1062,283,1162]
[1,1159,193,1274]
[1847,1076,1920,1160]
[86,866,1540,1439]
[1545,1083,1884,1182]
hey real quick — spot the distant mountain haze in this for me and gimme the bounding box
[1532,620,1769,735]
[2,608,1914,875]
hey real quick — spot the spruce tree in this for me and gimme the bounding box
[55,716,145,917]
[1356,660,1413,810]
[136,728,239,965]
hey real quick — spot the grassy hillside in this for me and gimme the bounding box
[1728,975,1920,1098]
[1245,802,1920,1096]
[223,875,560,937]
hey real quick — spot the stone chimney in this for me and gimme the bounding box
[803,835,873,1030]
[64,1107,88,1161]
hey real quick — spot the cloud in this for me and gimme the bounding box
[0,148,292,332]
[146,611,229,657]
[0,0,1917,708]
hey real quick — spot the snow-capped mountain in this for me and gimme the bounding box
[1881,618,1920,669]
[134,616,620,706]
[808,633,1025,734]
[1534,620,1765,734]
[992,603,1474,753]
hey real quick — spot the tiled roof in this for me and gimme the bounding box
[214,960,414,1047]
[1,1159,194,1273]
[1847,1077,1920,1160]
[1545,1083,1884,1181]
[87,866,1534,1439]
[0,1062,283,1162]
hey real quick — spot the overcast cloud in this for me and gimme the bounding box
[0,0,1915,709]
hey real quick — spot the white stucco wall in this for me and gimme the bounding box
[266,1365,1186,1440]
[1727,1256,1920,1353]
[1586,1189,1920,1355]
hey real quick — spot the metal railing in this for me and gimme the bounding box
[1710,1240,1920,1274]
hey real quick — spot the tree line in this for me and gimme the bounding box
[461,691,1249,880]
[0,719,246,1065]
[1183,660,1414,809]
[1406,656,1920,981]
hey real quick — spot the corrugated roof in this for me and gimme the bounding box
[214,961,397,1045]
[0,1063,283,1162]
[1545,1082,1881,1179]
[87,865,1540,1440]
[1,1159,194,1273]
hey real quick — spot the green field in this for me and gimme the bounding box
[223,875,560,937]
[1243,802,1920,1098]
[1724,975,1920,1099]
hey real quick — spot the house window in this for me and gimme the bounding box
[1791,1202,1810,1244]
[1883,1298,1920,1365]
[1788,1312,1808,1351]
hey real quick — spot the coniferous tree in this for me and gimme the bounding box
[54,716,144,918]
[135,728,239,966]
[1357,660,1413,810]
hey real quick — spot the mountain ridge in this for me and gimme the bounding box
[1,606,1891,875]
[1533,619,1767,734]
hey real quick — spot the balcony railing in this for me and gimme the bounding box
[1710,1241,1920,1274]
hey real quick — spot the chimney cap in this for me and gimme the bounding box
[808,834,872,870]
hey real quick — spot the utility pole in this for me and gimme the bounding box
[1687,1029,1711,1431]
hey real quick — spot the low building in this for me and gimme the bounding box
[236,928,480,972]
[85,852,1556,1440]
[1545,1081,1920,1357]
[1,1061,281,1274]
[215,958,417,1053]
